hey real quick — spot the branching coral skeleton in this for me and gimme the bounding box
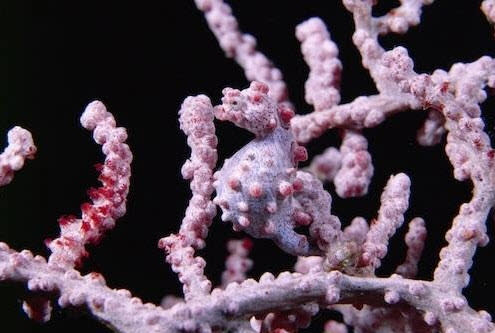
[2,0,495,332]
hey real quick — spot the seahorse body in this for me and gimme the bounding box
[213,82,319,255]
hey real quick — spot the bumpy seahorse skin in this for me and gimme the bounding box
[213,82,321,256]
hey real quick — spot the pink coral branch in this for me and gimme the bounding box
[0,243,172,333]
[343,217,369,247]
[47,101,132,270]
[159,95,217,301]
[344,0,432,89]
[2,240,494,333]
[339,0,495,293]
[296,17,342,111]
[307,146,342,183]
[24,101,132,322]
[291,0,433,142]
[0,126,36,186]
[333,130,373,198]
[291,93,411,143]
[374,0,433,35]
[395,217,427,278]
[295,17,374,199]
[417,109,446,146]
[292,0,495,296]
[482,0,495,29]
[361,173,411,270]
[194,0,289,105]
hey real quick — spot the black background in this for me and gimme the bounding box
[1,1,495,332]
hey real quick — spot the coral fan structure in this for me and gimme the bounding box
[2,0,495,332]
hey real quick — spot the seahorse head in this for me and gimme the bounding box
[214,81,283,137]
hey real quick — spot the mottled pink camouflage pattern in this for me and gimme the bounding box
[1,0,495,332]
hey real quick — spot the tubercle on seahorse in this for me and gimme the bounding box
[212,81,342,256]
